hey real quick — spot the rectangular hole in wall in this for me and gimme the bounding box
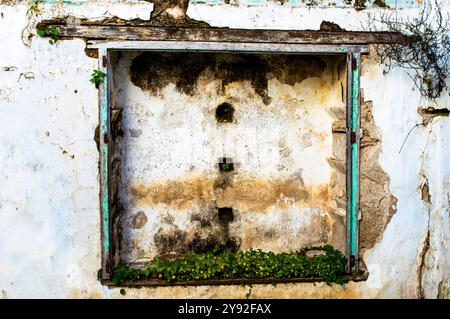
[108,50,348,268]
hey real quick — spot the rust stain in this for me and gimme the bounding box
[129,175,336,213]
[130,178,215,210]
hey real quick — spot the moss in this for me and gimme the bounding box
[112,245,347,285]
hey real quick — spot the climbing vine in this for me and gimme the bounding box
[366,0,449,99]
[112,245,347,285]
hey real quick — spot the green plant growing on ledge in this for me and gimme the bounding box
[36,26,60,45]
[90,70,107,88]
[112,245,347,285]
[219,162,234,172]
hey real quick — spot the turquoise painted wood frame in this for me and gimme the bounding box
[94,42,365,280]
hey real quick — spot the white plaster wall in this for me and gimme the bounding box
[0,0,448,298]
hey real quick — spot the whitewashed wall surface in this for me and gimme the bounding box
[0,0,449,298]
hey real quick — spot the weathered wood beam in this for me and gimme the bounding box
[86,40,369,54]
[102,272,369,287]
[38,24,405,45]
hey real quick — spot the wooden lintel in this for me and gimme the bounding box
[40,24,405,45]
[86,40,369,54]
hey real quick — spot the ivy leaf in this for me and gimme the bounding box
[36,29,46,37]
[49,26,60,37]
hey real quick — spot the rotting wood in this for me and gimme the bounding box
[87,41,369,54]
[103,260,369,288]
[102,272,369,288]
[36,21,405,45]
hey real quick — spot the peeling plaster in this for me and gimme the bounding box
[0,0,449,299]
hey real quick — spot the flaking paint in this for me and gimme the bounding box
[0,0,448,298]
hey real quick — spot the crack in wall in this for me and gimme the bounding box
[417,228,430,299]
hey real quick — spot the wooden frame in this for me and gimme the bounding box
[72,21,376,286]
[92,34,366,285]
[37,22,404,45]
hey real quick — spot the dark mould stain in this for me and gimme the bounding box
[373,0,388,8]
[111,109,124,141]
[130,211,148,229]
[129,52,326,105]
[129,128,143,138]
[130,52,213,96]
[353,0,367,9]
[188,235,219,253]
[190,210,213,228]
[188,234,239,254]
[153,227,188,255]
[152,206,241,257]
[320,21,345,32]
[189,206,240,254]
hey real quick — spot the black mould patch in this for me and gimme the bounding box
[153,228,188,255]
[188,234,240,254]
[187,206,240,254]
[129,52,326,105]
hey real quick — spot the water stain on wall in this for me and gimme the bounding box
[129,52,326,104]
[130,211,148,229]
[129,175,336,213]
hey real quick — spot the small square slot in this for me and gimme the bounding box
[218,207,234,222]
[218,157,234,172]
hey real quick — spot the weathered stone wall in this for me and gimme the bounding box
[0,0,448,298]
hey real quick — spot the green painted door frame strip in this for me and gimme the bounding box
[98,48,112,280]
[97,42,365,280]
[346,52,361,272]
